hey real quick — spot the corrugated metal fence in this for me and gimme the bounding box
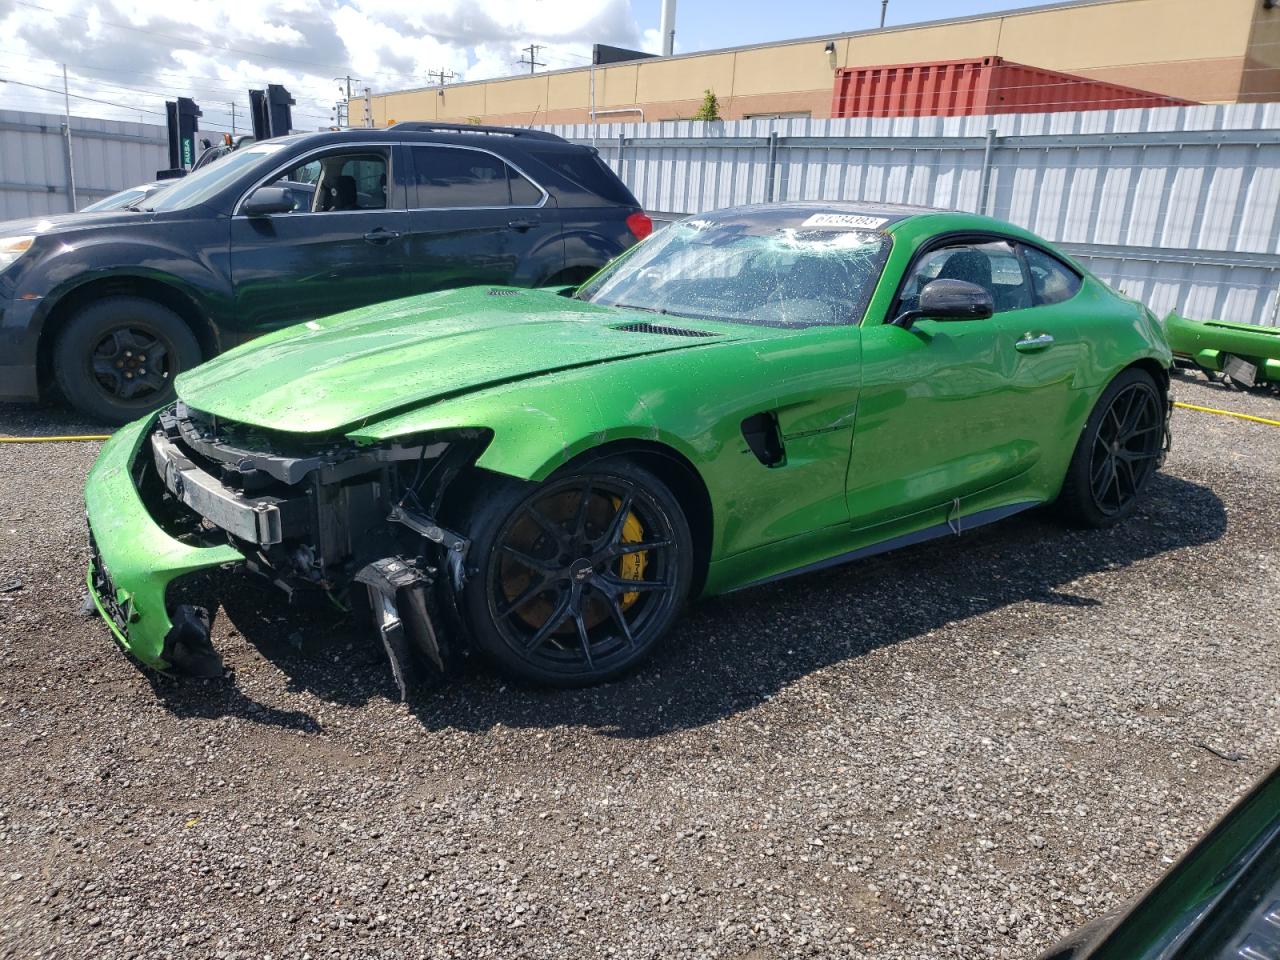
[0,109,167,219]
[543,103,1280,327]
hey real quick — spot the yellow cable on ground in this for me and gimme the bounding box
[0,434,111,443]
[1174,401,1280,428]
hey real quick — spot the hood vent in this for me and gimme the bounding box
[612,321,718,339]
[487,288,521,297]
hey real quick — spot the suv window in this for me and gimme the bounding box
[901,240,1032,315]
[532,150,637,206]
[1023,246,1082,306]
[409,146,541,208]
[261,149,388,213]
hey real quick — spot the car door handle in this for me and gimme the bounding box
[363,228,400,244]
[1015,333,1055,352]
[508,218,539,231]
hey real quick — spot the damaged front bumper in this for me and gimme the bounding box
[84,416,244,671]
[84,404,478,696]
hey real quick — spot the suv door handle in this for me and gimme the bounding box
[1015,333,1055,352]
[508,218,539,231]
[363,228,400,244]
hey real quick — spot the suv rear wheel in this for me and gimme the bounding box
[53,296,202,425]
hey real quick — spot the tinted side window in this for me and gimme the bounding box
[509,169,542,205]
[262,151,386,213]
[532,150,636,205]
[901,240,1032,315]
[411,146,538,208]
[1023,246,1082,306]
[341,158,387,210]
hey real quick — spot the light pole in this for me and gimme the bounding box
[881,0,889,28]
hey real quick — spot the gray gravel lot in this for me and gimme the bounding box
[0,373,1277,960]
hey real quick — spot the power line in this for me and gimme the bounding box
[518,44,546,75]
[0,76,166,116]
[11,0,362,76]
[427,68,456,88]
[9,0,443,84]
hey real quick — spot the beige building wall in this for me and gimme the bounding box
[366,0,1267,128]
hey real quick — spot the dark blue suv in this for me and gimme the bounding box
[0,123,651,423]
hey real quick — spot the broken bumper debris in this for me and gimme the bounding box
[1164,312,1280,388]
[84,415,244,672]
[83,404,475,697]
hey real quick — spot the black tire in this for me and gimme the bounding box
[457,457,694,687]
[53,296,202,425]
[1058,367,1166,528]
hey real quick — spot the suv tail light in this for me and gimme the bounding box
[626,211,653,241]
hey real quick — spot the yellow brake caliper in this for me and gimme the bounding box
[615,499,647,610]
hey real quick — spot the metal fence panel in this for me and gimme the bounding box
[543,103,1280,326]
[0,109,166,220]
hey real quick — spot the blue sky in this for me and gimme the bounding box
[638,0,1056,54]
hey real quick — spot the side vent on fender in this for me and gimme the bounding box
[741,412,786,468]
[612,321,718,338]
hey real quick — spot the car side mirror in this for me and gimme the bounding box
[243,186,296,216]
[892,279,995,328]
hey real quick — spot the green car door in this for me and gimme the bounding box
[847,233,1086,534]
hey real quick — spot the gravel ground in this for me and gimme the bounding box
[0,373,1277,960]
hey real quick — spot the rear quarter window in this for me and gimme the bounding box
[1023,246,1083,306]
[532,150,637,206]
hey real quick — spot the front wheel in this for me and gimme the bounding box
[53,296,202,425]
[458,458,694,686]
[1058,367,1166,528]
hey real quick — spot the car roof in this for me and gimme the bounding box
[693,201,932,227]
[684,202,1049,245]
[277,124,577,154]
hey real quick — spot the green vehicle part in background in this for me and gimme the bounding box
[83,208,1172,678]
[1041,762,1280,959]
[1164,312,1280,388]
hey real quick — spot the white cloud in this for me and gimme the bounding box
[0,0,646,131]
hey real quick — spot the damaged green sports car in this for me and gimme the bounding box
[84,203,1173,696]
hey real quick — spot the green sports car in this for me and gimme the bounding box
[84,203,1173,694]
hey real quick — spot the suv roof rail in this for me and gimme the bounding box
[386,121,566,142]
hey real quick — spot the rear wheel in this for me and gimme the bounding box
[1058,368,1166,527]
[459,458,693,686]
[53,296,201,425]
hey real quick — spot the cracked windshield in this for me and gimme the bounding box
[579,213,890,327]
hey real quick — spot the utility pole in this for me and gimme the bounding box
[229,101,237,136]
[428,67,456,92]
[333,75,360,128]
[518,44,545,75]
[880,0,889,28]
[362,87,372,128]
[61,64,77,211]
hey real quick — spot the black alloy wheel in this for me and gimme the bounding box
[1059,367,1166,527]
[462,460,693,686]
[1088,380,1164,517]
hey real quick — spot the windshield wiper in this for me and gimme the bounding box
[611,303,670,315]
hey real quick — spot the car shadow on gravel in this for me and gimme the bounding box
[184,471,1226,738]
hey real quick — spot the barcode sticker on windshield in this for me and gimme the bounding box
[801,213,888,229]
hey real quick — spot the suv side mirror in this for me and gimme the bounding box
[892,279,995,328]
[243,186,295,216]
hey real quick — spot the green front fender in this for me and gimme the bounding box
[84,416,243,669]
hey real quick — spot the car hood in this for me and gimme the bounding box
[175,288,744,434]
[0,210,152,236]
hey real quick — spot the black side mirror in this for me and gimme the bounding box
[892,279,995,328]
[243,186,296,216]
